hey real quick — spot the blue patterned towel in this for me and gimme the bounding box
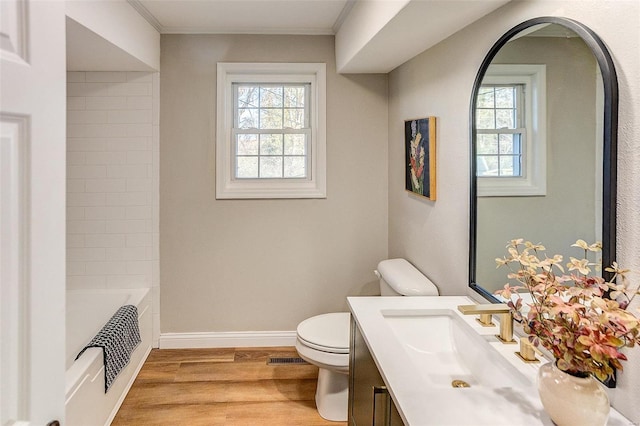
[76,305,141,392]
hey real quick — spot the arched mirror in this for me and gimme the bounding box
[469,17,618,302]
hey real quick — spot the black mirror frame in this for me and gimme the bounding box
[469,17,618,303]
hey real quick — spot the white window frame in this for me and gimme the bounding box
[216,63,326,199]
[477,64,547,197]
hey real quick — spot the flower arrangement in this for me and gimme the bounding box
[408,121,425,194]
[495,239,640,381]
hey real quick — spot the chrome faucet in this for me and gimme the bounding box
[457,304,515,344]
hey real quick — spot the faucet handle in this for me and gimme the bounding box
[457,304,510,327]
[457,304,510,315]
[516,338,540,363]
[457,304,515,344]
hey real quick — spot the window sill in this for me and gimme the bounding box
[215,180,326,199]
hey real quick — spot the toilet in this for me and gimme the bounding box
[295,258,439,421]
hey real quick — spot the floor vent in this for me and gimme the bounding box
[267,356,308,365]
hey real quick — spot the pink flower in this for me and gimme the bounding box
[494,239,640,381]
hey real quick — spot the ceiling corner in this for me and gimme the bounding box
[127,0,163,33]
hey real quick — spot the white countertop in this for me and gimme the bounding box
[348,296,632,426]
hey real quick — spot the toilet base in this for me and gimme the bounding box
[315,368,349,422]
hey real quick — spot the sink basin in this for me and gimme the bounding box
[348,296,632,425]
[381,308,529,389]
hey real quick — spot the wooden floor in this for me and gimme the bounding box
[112,347,347,426]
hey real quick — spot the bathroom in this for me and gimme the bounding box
[1,0,639,424]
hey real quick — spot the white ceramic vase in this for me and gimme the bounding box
[537,361,610,426]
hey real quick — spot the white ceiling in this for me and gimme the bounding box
[67,0,510,73]
[335,0,510,73]
[129,0,354,35]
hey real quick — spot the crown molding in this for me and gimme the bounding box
[332,0,356,34]
[127,0,163,33]
[159,26,335,36]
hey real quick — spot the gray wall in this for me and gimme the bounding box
[160,35,388,333]
[476,36,598,291]
[388,0,640,421]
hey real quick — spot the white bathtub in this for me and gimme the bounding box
[65,288,152,426]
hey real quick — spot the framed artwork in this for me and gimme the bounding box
[405,117,436,200]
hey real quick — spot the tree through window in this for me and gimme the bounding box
[476,84,524,178]
[233,83,310,179]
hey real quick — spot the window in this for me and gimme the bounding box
[234,83,310,179]
[476,64,547,197]
[216,63,326,199]
[476,84,524,178]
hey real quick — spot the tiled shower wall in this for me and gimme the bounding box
[66,71,160,344]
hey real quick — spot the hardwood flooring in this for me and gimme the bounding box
[112,347,347,426]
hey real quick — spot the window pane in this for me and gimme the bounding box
[495,109,515,129]
[260,86,283,108]
[237,85,259,108]
[477,134,498,154]
[284,157,306,178]
[260,109,283,129]
[500,156,516,176]
[236,134,259,155]
[499,134,521,155]
[284,134,306,155]
[260,134,283,155]
[494,87,514,108]
[477,84,520,130]
[477,87,495,108]
[476,109,495,129]
[477,156,499,177]
[231,80,313,182]
[284,86,305,107]
[260,157,283,178]
[236,156,258,178]
[238,108,259,128]
[499,134,514,154]
[284,109,305,129]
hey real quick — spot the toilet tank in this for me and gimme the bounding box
[375,258,439,296]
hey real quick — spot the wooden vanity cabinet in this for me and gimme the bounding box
[348,316,405,426]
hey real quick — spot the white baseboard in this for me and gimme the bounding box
[158,330,297,349]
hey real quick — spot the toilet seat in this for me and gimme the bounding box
[296,312,350,354]
[295,313,351,421]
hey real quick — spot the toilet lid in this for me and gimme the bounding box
[297,312,350,354]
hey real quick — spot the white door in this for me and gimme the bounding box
[1,1,66,425]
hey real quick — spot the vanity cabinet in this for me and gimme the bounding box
[349,317,404,426]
